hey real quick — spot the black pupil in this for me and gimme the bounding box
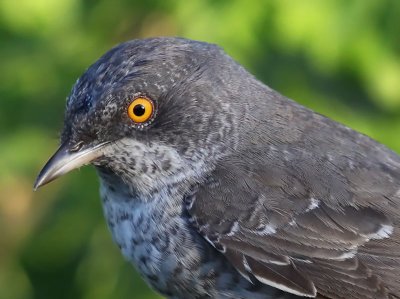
[133,104,146,116]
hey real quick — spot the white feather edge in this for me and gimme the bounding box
[241,255,317,297]
[254,274,317,297]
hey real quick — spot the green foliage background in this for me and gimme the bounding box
[1,1,400,298]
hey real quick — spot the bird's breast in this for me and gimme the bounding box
[98,180,214,296]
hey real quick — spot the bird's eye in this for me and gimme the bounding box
[127,97,154,123]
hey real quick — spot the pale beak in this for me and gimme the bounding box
[34,141,109,190]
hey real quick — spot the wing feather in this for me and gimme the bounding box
[187,142,400,298]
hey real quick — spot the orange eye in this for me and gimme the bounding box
[127,97,154,123]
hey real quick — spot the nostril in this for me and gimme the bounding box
[69,141,84,152]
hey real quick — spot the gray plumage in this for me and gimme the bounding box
[35,37,400,299]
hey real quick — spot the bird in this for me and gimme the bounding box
[34,37,400,299]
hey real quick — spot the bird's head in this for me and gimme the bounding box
[34,38,244,195]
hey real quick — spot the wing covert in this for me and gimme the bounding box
[186,146,400,299]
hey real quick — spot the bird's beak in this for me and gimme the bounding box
[34,141,109,190]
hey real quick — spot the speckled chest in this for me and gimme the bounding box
[99,180,214,297]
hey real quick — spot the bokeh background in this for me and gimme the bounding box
[1,0,400,298]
